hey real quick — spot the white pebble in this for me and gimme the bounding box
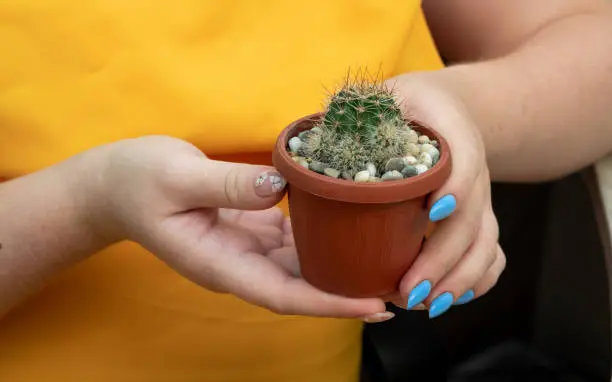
[419,152,433,168]
[381,170,403,181]
[418,135,430,144]
[288,137,303,153]
[420,143,440,160]
[403,155,418,166]
[324,168,341,178]
[415,164,429,174]
[406,143,420,156]
[365,162,377,177]
[292,156,309,168]
[354,170,371,182]
[420,143,434,154]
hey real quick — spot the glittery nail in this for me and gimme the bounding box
[255,171,286,196]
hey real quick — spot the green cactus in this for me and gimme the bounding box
[322,81,403,142]
[299,71,421,179]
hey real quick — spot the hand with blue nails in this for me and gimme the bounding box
[382,73,507,319]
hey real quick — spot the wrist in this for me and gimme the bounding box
[65,144,124,247]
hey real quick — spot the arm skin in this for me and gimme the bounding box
[423,0,612,182]
[0,150,110,317]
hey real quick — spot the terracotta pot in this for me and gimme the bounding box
[272,112,452,298]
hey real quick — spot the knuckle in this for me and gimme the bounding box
[476,252,506,296]
[223,167,243,206]
[486,243,499,268]
[487,212,500,238]
[479,277,499,296]
[498,250,507,272]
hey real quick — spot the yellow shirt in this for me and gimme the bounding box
[0,1,444,381]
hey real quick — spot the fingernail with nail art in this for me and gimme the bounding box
[407,280,432,309]
[429,292,454,319]
[362,311,395,323]
[454,289,475,305]
[255,171,286,197]
[429,194,457,222]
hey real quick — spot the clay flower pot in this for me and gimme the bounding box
[272,112,452,298]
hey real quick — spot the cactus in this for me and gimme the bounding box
[295,70,436,181]
[321,83,403,142]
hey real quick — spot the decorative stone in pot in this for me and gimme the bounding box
[272,77,452,298]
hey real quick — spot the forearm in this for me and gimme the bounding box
[0,150,110,317]
[440,10,612,182]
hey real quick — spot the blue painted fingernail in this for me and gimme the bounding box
[407,280,431,309]
[454,289,475,305]
[429,292,454,318]
[429,194,457,222]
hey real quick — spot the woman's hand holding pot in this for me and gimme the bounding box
[86,136,388,320]
[384,72,507,319]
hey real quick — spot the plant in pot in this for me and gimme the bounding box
[272,73,452,298]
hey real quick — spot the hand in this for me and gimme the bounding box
[383,71,507,318]
[91,136,387,319]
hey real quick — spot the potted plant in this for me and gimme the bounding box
[272,74,452,298]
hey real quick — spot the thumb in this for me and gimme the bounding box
[181,159,287,210]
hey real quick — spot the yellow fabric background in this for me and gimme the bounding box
[0,1,444,381]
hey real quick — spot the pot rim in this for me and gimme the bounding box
[272,112,452,204]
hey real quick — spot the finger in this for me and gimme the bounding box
[265,248,395,323]
[218,209,284,250]
[283,233,295,247]
[222,213,284,252]
[204,217,268,254]
[282,216,294,246]
[426,245,506,314]
[424,207,499,317]
[177,158,287,210]
[267,246,301,277]
[244,225,283,253]
[227,207,286,227]
[472,244,506,299]
[165,233,387,318]
[283,216,292,233]
[400,171,486,309]
[427,138,482,222]
[211,249,387,318]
